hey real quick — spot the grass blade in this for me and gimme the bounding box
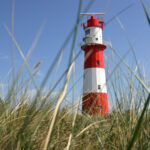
[127,94,150,149]
[110,47,150,93]
[65,98,80,150]
[4,25,39,90]
[141,0,150,26]
[43,62,74,150]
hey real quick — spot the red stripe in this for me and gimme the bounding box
[84,48,104,69]
[82,93,108,115]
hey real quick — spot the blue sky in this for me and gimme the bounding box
[0,0,150,100]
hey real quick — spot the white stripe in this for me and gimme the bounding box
[84,27,102,44]
[83,68,107,93]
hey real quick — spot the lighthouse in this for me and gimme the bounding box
[81,13,109,115]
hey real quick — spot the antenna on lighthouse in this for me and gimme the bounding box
[80,13,105,16]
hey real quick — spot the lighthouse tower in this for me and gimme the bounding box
[81,13,108,115]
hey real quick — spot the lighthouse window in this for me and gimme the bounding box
[98,85,101,90]
[96,60,99,65]
[85,29,90,35]
[98,105,103,109]
[96,38,98,41]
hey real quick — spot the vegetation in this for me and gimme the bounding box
[0,0,150,149]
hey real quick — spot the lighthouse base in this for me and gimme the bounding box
[82,93,108,115]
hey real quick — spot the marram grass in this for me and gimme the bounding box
[0,99,149,150]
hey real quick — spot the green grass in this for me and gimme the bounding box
[0,0,150,149]
[0,101,149,150]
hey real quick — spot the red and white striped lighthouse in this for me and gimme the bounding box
[81,13,109,115]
